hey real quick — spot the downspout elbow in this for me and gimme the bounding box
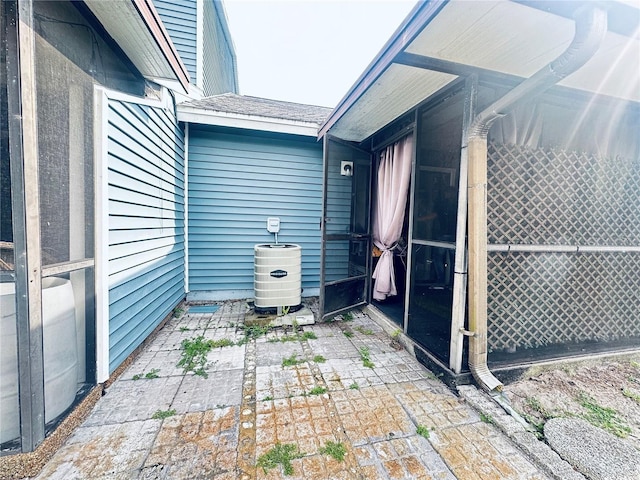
[469,4,608,139]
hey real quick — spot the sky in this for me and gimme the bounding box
[222,0,417,108]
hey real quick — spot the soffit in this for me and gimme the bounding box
[332,64,456,143]
[325,0,639,143]
[406,1,639,101]
[84,0,189,91]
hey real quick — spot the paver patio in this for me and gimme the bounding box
[31,300,551,479]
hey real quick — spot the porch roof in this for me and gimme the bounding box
[319,0,640,143]
[83,0,190,93]
[178,93,332,137]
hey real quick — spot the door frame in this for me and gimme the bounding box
[319,134,373,319]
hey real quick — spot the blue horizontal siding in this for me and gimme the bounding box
[202,0,237,94]
[107,98,185,373]
[323,141,357,281]
[188,127,323,297]
[153,0,197,81]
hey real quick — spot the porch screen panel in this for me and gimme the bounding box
[323,140,358,281]
[486,141,640,359]
[407,89,464,364]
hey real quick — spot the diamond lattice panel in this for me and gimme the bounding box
[487,252,640,351]
[487,143,640,246]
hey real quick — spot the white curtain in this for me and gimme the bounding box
[372,134,413,301]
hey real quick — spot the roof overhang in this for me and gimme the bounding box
[83,0,190,93]
[177,106,321,137]
[320,0,640,143]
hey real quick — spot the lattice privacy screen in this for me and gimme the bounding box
[486,142,640,351]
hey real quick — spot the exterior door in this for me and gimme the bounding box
[320,136,372,319]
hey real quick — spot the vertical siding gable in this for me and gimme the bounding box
[188,127,323,298]
[152,0,197,82]
[107,98,186,373]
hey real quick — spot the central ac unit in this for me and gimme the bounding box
[254,243,301,313]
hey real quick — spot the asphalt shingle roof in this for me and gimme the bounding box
[180,93,332,126]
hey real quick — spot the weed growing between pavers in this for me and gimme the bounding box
[172,307,184,318]
[343,329,354,338]
[354,326,374,335]
[237,324,271,345]
[179,326,190,332]
[577,392,631,438]
[178,336,216,377]
[359,346,375,369]
[305,386,327,396]
[268,330,317,343]
[282,353,304,367]
[262,395,274,401]
[423,371,443,380]
[177,335,237,377]
[152,409,176,419]
[313,355,326,363]
[416,425,430,439]
[256,443,304,476]
[342,311,354,322]
[349,382,360,390]
[480,412,495,425]
[318,441,346,462]
[209,338,235,348]
[132,368,160,380]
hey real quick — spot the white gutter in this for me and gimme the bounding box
[177,107,321,137]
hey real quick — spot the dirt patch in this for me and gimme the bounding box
[503,353,640,449]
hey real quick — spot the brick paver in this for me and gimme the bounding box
[31,301,550,480]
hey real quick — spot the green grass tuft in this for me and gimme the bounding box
[152,409,176,419]
[319,441,347,462]
[623,389,640,404]
[306,386,327,396]
[301,331,317,340]
[209,338,235,348]
[237,324,271,345]
[578,392,631,438]
[178,336,214,377]
[355,326,374,335]
[282,353,304,367]
[479,413,495,425]
[359,346,375,369]
[416,425,430,439]
[349,382,360,390]
[313,355,326,363]
[256,443,304,476]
